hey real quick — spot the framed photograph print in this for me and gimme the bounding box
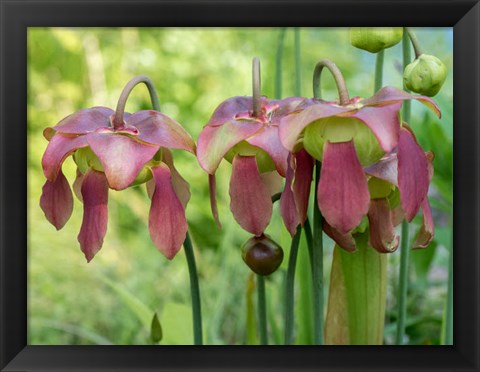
[1,0,479,371]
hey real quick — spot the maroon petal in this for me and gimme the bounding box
[361,86,441,118]
[72,168,85,202]
[206,96,254,127]
[279,102,352,152]
[280,155,300,236]
[128,110,195,154]
[413,198,434,248]
[229,155,272,236]
[52,107,114,134]
[209,174,222,228]
[40,170,73,230]
[162,149,191,209]
[318,140,370,234]
[347,102,402,152]
[364,153,398,185]
[87,133,159,190]
[246,125,289,176]
[292,149,314,224]
[260,171,283,196]
[397,128,429,221]
[148,163,188,260]
[368,198,399,253]
[77,169,109,262]
[197,120,263,174]
[42,133,88,181]
[323,222,357,252]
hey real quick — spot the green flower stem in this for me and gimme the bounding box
[294,28,302,96]
[284,226,302,345]
[374,50,385,93]
[138,78,203,345]
[312,161,324,345]
[313,59,350,105]
[303,218,314,268]
[257,275,268,345]
[405,27,423,59]
[183,232,203,345]
[443,229,453,345]
[252,57,262,117]
[274,28,287,99]
[396,30,412,345]
[113,75,161,129]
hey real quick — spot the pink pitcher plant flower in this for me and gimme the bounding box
[40,76,195,262]
[197,58,313,237]
[278,60,441,252]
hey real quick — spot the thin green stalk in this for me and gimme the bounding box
[257,275,268,345]
[114,75,160,128]
[294,28,302,96]
[443,229,453,344]
[183,232,203,345]
[396,221,410,344]
[374,50,385,93]
[405,27,423,59]
[303,218,314,269]
[396,30,412,345]
[274,28,287,99]
[284,226,302,344]
[312,161,324,344]
[402,29,412,122]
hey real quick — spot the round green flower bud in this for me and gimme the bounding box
[302,117,385,166]
[241,235,284,276]
[224,141,276,173]
[403,54,447,97]
[350,27,403,53]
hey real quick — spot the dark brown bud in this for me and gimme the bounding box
[241,234,284,276]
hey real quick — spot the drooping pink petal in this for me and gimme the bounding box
[347,102,402,152]
[360,86,441,118]
[292,149,314,225]
[42,133,89,181]
[279,102,352,152]
[77,169,109,262]
[318,140,370,234]
[368,198,399,253]
[280,155,300,236]
[127,110,195,154]
[323,222,357,252]
[87,133,159,191]
[413,198,434,248]
[260,171,283,196]
[148,163,188,260]
[197,120,263,174]
[206,96,255,127]
[72,168,85,202]
[209,174,222,228]
[229,155,272,236]
[39,170,74,230]
[364,153,398,185]
[246,125,289,176]
[52,107,114,134]
[162,149,191,209]
[397,128,429,221]
[391,204,405,227]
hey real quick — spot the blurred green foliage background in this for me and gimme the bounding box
[28,27,452,345]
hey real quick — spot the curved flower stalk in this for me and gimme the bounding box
[279,60,441,253]
[197,58,311,236]
[40,76,196,262]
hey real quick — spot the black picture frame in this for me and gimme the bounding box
[1,0,479,371]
